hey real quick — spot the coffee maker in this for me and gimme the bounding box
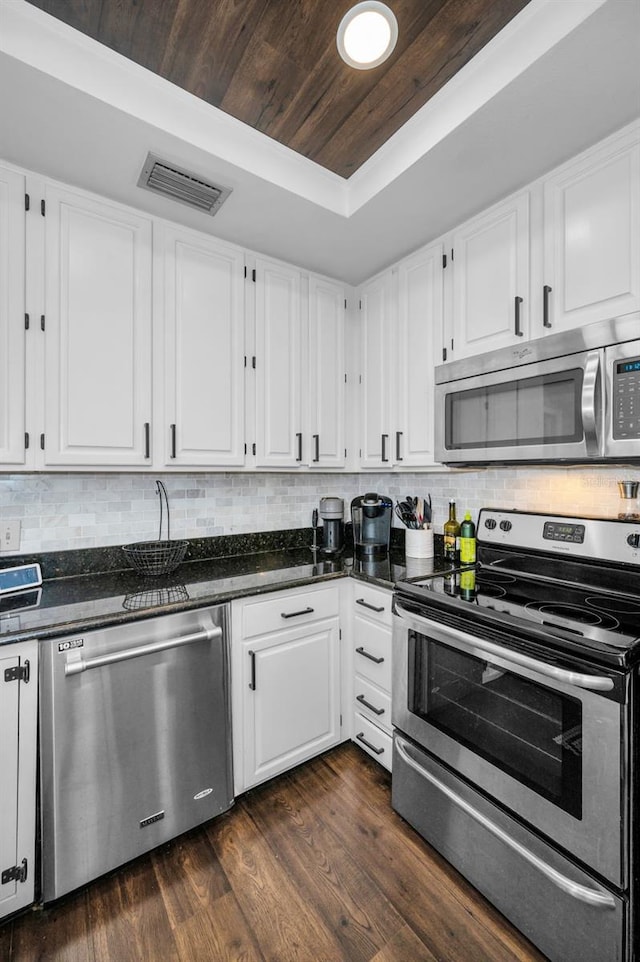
[319,497,344,556]
[351,493,392,559]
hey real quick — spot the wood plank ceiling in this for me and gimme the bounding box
[25,0,532,178]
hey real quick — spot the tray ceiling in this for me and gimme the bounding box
[23,0,532,178]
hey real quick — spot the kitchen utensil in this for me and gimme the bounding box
[123,480,188,576]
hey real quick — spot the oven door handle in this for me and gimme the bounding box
[395,604,614,692]
[395,735,617,910]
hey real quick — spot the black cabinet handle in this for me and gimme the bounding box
[170,423,176,459]
[144,422,150,459]
[296,432,302,462]
[356,646,384,664]
[356,598,385,613]
[248,650,256,690]
[514,296,524,337]
[356,694,385,716]
[396,431,403,461]
[313,434,320,463]
[381,433,389,462]
[281,606,314,619]
[543,285,552,328]
[356,733,384,755]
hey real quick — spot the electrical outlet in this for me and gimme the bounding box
[0,520,21,553]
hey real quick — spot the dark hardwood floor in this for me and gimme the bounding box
[1,743,548,961]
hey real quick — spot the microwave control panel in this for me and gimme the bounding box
[613,356,640,440]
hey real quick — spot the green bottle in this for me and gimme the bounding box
[443,500,460,563]
[459,512,476,564]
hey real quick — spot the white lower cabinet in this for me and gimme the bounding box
[0,640,37,921]
[351,584,393,772]
[232,585,342,795]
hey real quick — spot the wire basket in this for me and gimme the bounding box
[122,539,188,576]
[123,480,189,577]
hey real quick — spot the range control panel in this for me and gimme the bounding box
[478,509,640,565]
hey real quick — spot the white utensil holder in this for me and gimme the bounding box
[405,527,434,559]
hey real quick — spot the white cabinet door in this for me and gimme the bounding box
[542,125,640,334]
[254,256,302,467]
[43,183,153,466]
[451,192,530,359]
[307,275,346,468]
[395,243,443,466]
[359,271,394,468]
[239,622,341,791]
[233,586,342,794]
[160,225,245,466]
[0,164,26,467]
[0,641,37,920]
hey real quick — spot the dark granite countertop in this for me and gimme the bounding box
[0,528,448,646]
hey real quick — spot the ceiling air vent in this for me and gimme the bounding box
[137,153,232,216]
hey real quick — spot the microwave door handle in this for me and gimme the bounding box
[395,735,617,910]
[394,604,614,691]
[581,351,602,456]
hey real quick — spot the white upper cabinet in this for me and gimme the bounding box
[307,275,346,468]
[358,271,394,469]
[0,163,26,467]
[43,182,153,466]
[540,125,640,334]
[449,191,530,360]
[158,224,245,467]
[395,243,443,466]
[254,256,302,468]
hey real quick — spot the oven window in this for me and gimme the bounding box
[445,369,583,450]
[411,637,582,818]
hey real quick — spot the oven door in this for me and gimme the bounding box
[434,349,603,464]
[392,602,625,886]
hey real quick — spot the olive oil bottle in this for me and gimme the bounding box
[443,500,460,563]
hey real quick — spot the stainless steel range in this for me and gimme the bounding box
[392,509,640,962]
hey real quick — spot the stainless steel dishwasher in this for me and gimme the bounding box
[39,604,233,902]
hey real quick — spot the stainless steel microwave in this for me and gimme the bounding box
[435,315,640,465]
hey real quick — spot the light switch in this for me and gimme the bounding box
[0,520,21,553]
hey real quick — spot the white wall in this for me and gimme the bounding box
[1,466,638,555]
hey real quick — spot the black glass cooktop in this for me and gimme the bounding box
[397,547,640,668]
[417,563,640,640]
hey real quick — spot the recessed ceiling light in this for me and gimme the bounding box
[337,2,398,70]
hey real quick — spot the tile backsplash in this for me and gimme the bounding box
[1,467,638,555]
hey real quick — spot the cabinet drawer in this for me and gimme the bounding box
[353,618,391,690]
[354,675,391,734]
[353,714,392,772]
[353,585,392,626]
[242,586,339,638]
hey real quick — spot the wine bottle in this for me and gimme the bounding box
[459,512,476,564]
[443,500,460,563]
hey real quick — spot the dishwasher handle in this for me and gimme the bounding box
[64,624,222,676]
